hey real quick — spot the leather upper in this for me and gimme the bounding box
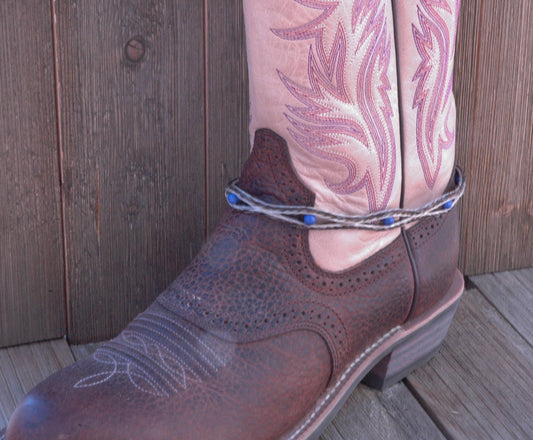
[159,129,414,378]
[6,129,460,440]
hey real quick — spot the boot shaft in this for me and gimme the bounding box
[242,0,461,271]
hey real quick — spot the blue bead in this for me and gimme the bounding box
[382,217,395,226]
[454,172,460,185]
[227,193,239,205]
[442,200,453,210]
[303,215,316,226]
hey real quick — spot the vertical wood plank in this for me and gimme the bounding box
[453,0,481,274]
[455,0,533,275]
[55,0,205,343]
[206,0,250,232]
[0,1,66,347]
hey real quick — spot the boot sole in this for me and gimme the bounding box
[283,269,464,440]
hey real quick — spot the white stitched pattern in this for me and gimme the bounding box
[73,308,227,397]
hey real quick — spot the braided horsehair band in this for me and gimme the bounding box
[225,167,465,231]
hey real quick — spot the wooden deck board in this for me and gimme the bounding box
[69,343,103,362]
[406,286,533,439]
[471,268,533,343]
[0,340,74,432]
[320,424,344,440]
[320,383,445,440]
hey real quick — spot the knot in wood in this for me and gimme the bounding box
[125,37,145,62]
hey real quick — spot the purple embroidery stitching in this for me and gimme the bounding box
[412,0,459,188]
[272,0,397,211]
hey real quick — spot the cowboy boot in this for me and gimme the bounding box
[6,1,464,439]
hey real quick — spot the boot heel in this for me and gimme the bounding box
[363,298,461,390]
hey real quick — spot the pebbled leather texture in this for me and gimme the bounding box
[405,204,460,320]
[6,129,460,440]
[158,129,414,378]
[8,306,331,440]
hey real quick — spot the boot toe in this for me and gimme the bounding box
[6,385,74,439]
[5,305,332,440]
[5,357,124,440]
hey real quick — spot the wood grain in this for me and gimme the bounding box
[70,342,103,362]
[455,0,533,275]
[0,339,74,431]
[406,287,533,439]
[453,0,481,274]
[205,0,250,233]
[320,383,445,440]
[471,268,533,344]
[0,1,66,347]
[54,0,206,343]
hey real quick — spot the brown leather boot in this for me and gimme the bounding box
[7,0,465,438]
[6,129,464,440]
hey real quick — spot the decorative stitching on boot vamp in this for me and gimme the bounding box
[74,303,228,397]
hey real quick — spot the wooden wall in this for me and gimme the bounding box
[54,0,207,345]
[0,0,531,347]
[454,0,533,275]
[0,1,66,347]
